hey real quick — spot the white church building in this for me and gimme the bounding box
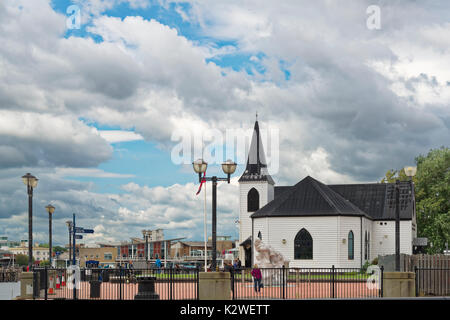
[239,120,417,268]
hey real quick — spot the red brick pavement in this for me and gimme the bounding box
[48,280,378,300]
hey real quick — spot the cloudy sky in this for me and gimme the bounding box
[0,0,448,246]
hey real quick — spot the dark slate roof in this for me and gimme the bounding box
[251,176,368,218]
[255,178,415,220]
[329,182,414,220]
[239,121,275,185]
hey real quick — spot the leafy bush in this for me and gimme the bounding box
[361,261,371,273]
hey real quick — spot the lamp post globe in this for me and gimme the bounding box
[222,159,237,175]
[193,159,208,173]
[46,205,55,267]
[22,173,38,270]
[404,166,417,178]
[22,173,38,188]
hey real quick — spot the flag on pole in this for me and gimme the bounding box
[196,171,206,195]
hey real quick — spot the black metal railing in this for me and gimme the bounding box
[0,268,21,282]
[231,265,383,300]
[33,267,199,300]
[415,267,450,297]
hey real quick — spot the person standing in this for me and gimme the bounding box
[155,257,162,274]
[251,265,262,293]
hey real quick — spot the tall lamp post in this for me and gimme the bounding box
[66,221,73,268]
[395,166,417,271]
[192,159,237,271]
[46,205,55,267]
[22,173,38,270]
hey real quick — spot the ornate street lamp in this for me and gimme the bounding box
[395,166,417,271]
[193,159,237,271]
[46,205,55,267]
[22,173,38,269]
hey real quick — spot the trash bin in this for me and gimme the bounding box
[80,269,86,282]
[90,280,101,298]
[33,272,40,299]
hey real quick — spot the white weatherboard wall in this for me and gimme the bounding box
[252,216,413,268]
[362,216,373,263]
[239,181,274,262]
[337,216,363,268]
[253,216,341,268]
[372,221,412,258]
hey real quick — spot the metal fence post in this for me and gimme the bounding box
[380,265,384,297]
[44,266,48,300]
[414,266,418,297]
[119,266,123,300]
[169,267,173,300]
[73,268,76,300]
[196,267,200,301]
[231,268,235,300]
[282,265,286,299]
[331,265,335,298]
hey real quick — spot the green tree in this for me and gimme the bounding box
[380,147,450,254]
[415,147,450,254]
[380,168,416,183]
[52,246,67,253]
[39,260,51,266]
[15,254,35,266]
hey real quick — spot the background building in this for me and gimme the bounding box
[79,245,118,268]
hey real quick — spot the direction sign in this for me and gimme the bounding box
[74,227,84,233]
[75,235,83,239]
[82,229,94,234]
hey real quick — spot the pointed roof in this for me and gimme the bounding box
[239,120,275,184]
[251,176,368,218]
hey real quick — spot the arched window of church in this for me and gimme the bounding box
[348,231,354,260]
[294,228,313,260]
[257,231,262,240]
[247,188,260,212]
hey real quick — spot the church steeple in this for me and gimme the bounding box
[239,120,274,185]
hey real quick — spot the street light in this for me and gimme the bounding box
[46,205,55,267]
[192,158,237,271]
[66,221,73,268]
[22,173,38,269]
[395,166,417,271]
[404,166,417,179]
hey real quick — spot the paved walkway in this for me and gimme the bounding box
[46,280,378,300]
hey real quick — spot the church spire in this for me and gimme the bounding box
[239,118,274,184]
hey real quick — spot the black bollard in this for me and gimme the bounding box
[134,277,159,300]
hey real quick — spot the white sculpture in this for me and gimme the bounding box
[254,238,288,285]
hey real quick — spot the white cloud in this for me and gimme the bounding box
[98,130,144,143]
[55,168,135,178]
[0,0,449,245]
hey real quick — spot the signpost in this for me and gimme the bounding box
[71,213,95,300]
[71,214,95,265]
